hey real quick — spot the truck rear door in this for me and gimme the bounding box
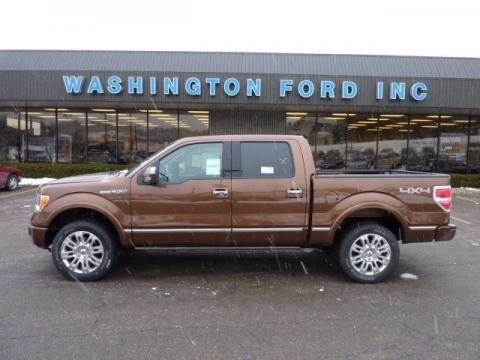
[230,140,308,246]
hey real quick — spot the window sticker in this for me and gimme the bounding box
[261,166,274,174]
[206,158,221,175]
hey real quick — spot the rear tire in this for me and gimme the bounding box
[51,220,117,282]
[338,222,399,283]
[6,174,19,191]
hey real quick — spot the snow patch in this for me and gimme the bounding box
[19,177,56,186]
[453,187,480,194]
[400,272,418,280]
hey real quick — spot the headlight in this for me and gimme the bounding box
[35,194,50,211]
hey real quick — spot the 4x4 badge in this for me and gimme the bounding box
[399,187,431,194]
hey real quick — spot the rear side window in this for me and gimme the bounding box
[239,142,294,178]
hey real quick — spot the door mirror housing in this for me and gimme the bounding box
[141,165,158,185]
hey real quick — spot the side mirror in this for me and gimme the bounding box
[141,166,157,185]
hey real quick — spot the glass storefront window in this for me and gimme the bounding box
[407,115,439,172]
[315,113,347,170]
[377,114,408,170]
[87,110,117,163]
[0,111,26,161]
[26,110,56,162]
[469,117,480,173]
[179,111,209,138]
[117,112,147,164]
[438,115,469,173]
[286,112,316,160]
[148,110,179,152]
[57,110,86,163]
[346,114,377,169]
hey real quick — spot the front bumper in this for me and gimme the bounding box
[435,223,456,242]
[29,225,49,248]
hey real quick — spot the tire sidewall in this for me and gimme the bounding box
[51,220,116,282]
[338,222,399,283]
[6,175,18,191]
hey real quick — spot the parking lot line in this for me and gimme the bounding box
[451,215,471,225]
[0,187,37,200]
[455,196,480,205]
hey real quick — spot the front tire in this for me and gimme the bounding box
[51,220,117,281]
[338,222,399,283]
[6,174,19,191]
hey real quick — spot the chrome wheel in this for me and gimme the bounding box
[349,233,391,276]
[8,176,18,190]
[60,231,104,274]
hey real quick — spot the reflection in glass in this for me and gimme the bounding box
[438,116,469,173]
[148,110,178,152]
[117,112,147,164]
[346,114,377,169]
[407,115,438,172]
[315,113,347,170]
[87,111,116,163]
[377,114,408,170]
[179,111,209,138]
[0,111,25,161]
[286,112,316,159]
[469,117,480,173]
[57,111,86,163]
[27,110,56,162]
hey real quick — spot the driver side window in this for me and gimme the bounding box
[157,142,223,184]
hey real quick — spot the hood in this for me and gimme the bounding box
[0,165,22,175]
[45,172,113,186]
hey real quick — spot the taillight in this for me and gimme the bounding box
[433,185,452,212]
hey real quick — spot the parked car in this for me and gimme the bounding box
[0,164,23,191]
[30,135,455,283]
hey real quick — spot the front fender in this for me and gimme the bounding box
[34,192,129,246]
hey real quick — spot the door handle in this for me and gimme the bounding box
[287,188,303,198]
[212,188,229,199]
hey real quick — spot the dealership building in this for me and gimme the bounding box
[0,50,479,173]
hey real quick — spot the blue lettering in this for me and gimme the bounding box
[280,79,293,97]
[205,78,220,96]
[389,82,406,100]
[128,76,143,94]
[107,75,122,94]
[376,81,384,100]
[185,77,201,96]
[87,76,104,94]
[320,80,335,98]
[163,77,179,95]
[246,79,262,97]
[63,75,84,94]
[149,77,157,95]
[224,78,240,96]
[342,81,357,99]
[298,80,314,98]
[411,82,428,101]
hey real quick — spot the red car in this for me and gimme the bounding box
[0,165,23,191]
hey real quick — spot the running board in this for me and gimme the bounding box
[132,246,310,252]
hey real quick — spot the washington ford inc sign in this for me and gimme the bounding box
[62,75,428,101]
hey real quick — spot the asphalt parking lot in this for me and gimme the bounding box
[1,187,479,359]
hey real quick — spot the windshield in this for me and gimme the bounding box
[125,141,179,176]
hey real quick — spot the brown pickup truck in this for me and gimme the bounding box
[29,135,456,283]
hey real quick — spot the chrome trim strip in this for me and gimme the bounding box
[126,228,230,233]
[126,227,304,233]
[134,246,303,251]
[311,227,331,232]
[232,227,303,233]
[408,226,437,231]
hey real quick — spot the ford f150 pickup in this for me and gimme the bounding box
[29,135,456,282]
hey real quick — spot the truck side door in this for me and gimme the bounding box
[129,141,232,246]
[231,140,308,246]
